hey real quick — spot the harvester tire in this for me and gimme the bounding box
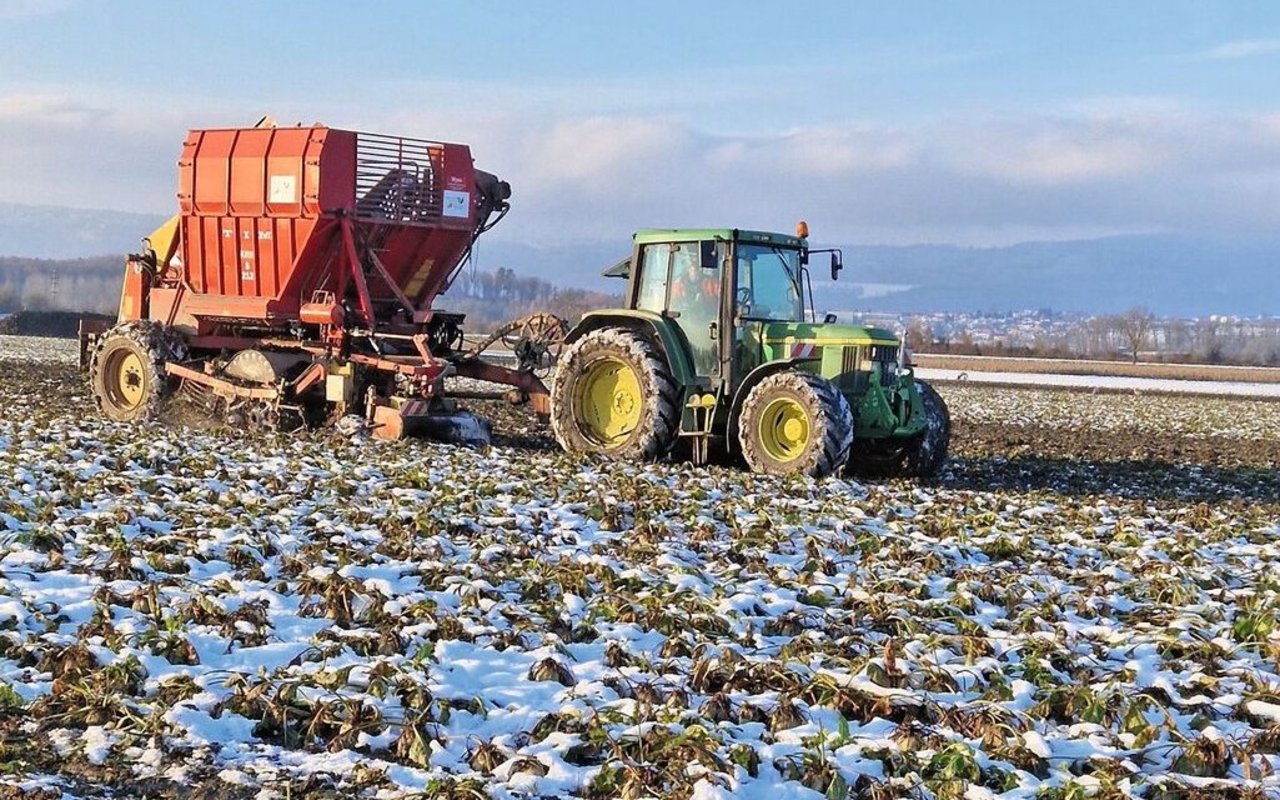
[901,379,951,478]
[89,321,186,423]
[738,371,853,478]
[551,327,679,460]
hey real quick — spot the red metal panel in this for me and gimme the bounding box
[439,144,474,220]
[190,130,234,216]
[229,129,269,217]
[181,294,274,319]
[264,127,310,218]
[255,218,277,299]
[317,128,354,214]
[220,217,241,297]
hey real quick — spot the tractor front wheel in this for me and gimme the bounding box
[846,380,951,480]
[89,321,185,423]
[901,379,951,478]
[738,371,853,478]
[550,327,680,460]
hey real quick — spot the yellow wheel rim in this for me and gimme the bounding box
[106,349,147,410]
[575,357,642,448]
[758,396,810,462]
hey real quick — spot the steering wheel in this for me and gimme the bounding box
[736,286,753,308]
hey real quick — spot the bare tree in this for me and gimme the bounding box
[1120,306,1154,363]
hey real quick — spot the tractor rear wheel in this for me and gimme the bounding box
[551,327,680,460]
[738,371,853,478]
[89,321,186,423]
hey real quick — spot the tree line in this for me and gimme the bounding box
[0,255,620,333]
[905,306,1280,366]
[0,255,121,313]
[444,266,620,330]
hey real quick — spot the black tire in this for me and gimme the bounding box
[902,379,950,478]
[89,321,186,423]
[550,327,680,460]
[846,380,951,480]
[845,438,909,479]
[737,371,853,478]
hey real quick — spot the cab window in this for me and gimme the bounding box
[635,245,668,312]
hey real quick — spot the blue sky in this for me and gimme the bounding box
[1,0,1278,247]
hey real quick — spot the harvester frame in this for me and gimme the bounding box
[82,121,553,440]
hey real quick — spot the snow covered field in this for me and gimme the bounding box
[916,367,1280,399]
[0,340,1278,799]
[944,383,1280,443]
[0,334,78,365]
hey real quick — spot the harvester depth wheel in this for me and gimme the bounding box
[551,327,679,460]
[901,379,951,478]
[89,321,186,423]
[738,371,853,478]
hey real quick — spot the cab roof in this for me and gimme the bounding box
[632,228,805,248]
[604,229,807,278]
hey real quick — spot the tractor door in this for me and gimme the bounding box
[729,243,806,385]
[633,241,723,381]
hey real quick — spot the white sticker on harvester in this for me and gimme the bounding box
[269,174,297,203]
[443,190,470,218]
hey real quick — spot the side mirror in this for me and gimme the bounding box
[830,253,843,281]
[800,248,810,266]
[699,240,717,269]
[824,312,838,324]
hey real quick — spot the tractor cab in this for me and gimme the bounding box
[609,227,885,391]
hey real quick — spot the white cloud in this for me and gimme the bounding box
[525,116,692,186]
[0,86,1278,249]
[0,92,107,124]
[1197,39,1280,61]
[0,0,75,20]
[936,117,1167,184]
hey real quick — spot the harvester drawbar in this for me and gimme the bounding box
[80,120,553,443]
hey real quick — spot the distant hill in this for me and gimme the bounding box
[817,235,1280,318]
[0,203,168,259]
[2,202,1277,317]
[478,234,1280,317]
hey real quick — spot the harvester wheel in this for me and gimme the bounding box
[89,321,187,423]
[901,380,951,478]
[550,327,679,460]
[738,371,853,478]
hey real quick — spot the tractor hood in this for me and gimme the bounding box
[757,321,900,348]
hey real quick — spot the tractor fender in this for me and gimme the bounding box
[725,358,817,453]
[566,310,698,388]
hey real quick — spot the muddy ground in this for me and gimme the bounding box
[472,390,1280,507]
[17,357,1280,509]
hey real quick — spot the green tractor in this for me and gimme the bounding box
[549,226,950,479]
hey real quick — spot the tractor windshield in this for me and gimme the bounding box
[737,244,803,321]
